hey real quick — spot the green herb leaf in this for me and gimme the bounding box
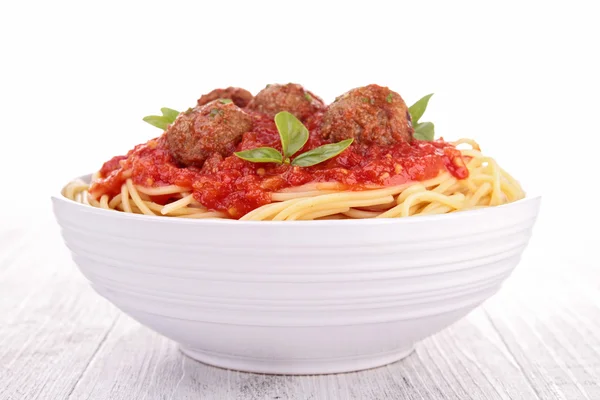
[413,122,435,141]
[143,107,180,130]
[142,116,170,130]
[386,93,393,103]
[234,147,283,164]
[304,92,312,102]
[274,111,309,158]
[291,139,354,167]
[408,93,433,125]
[218,99,233,104]
[160,107,180,121]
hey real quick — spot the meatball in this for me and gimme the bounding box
[166,100,252,167]
[197,87,253,108]
[247,83,325,121]
[320,84,413,145]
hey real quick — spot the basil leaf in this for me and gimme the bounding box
[292,139,353,167]
[142,115,170,130]
[234,147,283,164]
[218,99,233,104]
[408,93,433,125]
[143,107,180,130]
[413,122,435,141]
[274,111,309,158]
[160,107,180,122]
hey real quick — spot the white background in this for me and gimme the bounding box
[2,1,599,252]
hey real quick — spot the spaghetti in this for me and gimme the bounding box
[63,84,525,219]
[63,139,524,221]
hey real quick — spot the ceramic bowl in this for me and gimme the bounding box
[52,176,540,374]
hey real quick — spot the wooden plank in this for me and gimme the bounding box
[0,224,120,400]
[415,311,542,400]
[482,256,600,400]
[65,307,541,400]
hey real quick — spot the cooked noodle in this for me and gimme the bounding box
[63,140,524,221]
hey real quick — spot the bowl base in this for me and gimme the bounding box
[179,345,415,375]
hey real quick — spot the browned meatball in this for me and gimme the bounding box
[321,85,413,145]
[166,100,252,167]
[247,83,325,121]
[197,87,253,108]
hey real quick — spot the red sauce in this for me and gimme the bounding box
[90,112,468,219]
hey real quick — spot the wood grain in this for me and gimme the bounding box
[0,224,120,400]
[1,221,598,399]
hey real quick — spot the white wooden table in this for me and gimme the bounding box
[1,215,598,400]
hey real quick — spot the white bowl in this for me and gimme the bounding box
[52,177,540,374]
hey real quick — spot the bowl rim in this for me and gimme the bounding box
[52,174,541,226]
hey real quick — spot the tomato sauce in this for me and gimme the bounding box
[90,111,468,218]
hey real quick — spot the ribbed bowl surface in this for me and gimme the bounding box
[52,187,540,374]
